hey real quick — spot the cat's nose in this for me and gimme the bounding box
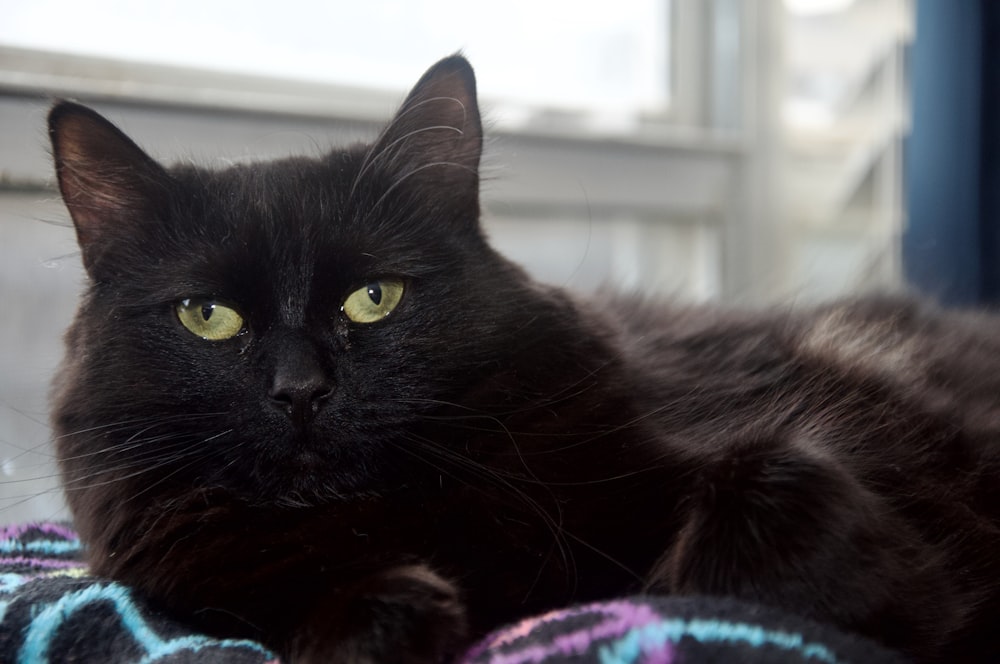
[269,372,333,426]
[268,348,333,426]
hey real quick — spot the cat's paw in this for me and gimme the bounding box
[290,565,468,664]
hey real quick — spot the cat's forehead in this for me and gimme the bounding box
[185,149,417,240]
[171,157,342,256]
[190,154,349,218]
[155,151,441,315]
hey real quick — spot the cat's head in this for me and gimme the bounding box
[48,56,548,516]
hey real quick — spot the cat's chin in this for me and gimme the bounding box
[251,473,385,508]
[240,441,398,507]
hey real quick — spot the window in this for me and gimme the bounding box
[2,1,671,115]
[781,0,911,298]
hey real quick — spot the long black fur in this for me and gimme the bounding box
[48,56,1000,663]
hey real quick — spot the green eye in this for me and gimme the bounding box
[176,298,245,341]
[342,279,405,323]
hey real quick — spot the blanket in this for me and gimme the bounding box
[0,523,906,663]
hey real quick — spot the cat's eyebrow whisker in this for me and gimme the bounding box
[349,123,464,201]
[349,93,467,200]
[355,94,467,178]
[391,95,468,127]
[360,160,477,226]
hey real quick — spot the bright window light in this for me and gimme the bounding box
[0,0,671,113]
[784,0,857,16]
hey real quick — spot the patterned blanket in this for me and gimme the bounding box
[0,523,906,663]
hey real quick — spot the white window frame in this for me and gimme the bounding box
[0,0,784,303]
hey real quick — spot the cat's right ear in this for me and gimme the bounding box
[363,56,482,218]
[48,101,170,274]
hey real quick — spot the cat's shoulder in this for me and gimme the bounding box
[575,289,1000,376]
[585,290,996,340]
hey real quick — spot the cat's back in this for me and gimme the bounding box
[600,292,1000,431]
[590,290,1000,523]
[584,292,1000,658]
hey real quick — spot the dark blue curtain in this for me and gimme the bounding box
[980,1,1000,302]
[904,0,999,305]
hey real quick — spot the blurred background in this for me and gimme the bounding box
[0,0,988,522]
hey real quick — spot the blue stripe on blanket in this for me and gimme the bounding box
[0,522,277,663]
[0,539,80,556]
[19,583,274,664]
[2,522,908,664]
[598,618,840,664]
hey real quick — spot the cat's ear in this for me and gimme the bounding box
[368,55,482,205]
[48,101,171,274]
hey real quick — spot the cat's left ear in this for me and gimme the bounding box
[48,101,172,275]
[368,55,482,206]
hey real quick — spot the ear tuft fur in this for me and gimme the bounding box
[49,101,170,273]
[362,55,482,207]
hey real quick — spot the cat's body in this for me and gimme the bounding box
[48,56,1000,663]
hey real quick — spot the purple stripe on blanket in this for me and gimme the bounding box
[462,600,672,664]
[0,522,79,543]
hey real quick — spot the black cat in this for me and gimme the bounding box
[48,55,1000,663]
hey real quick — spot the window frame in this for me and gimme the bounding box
[0,0,782,302]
